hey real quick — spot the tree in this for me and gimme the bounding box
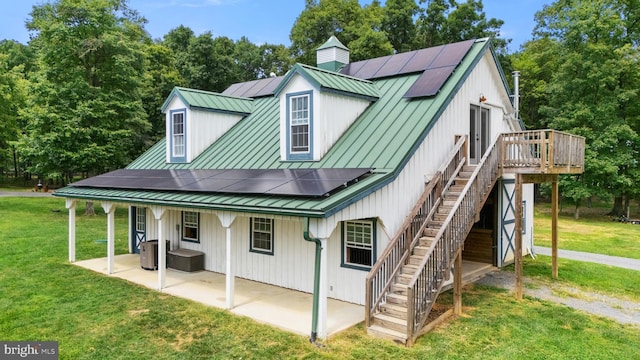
[0,53,26,178]
[382,0,419,53]
[416,0,509,54]
[289,0,393,64]
[523,0,640,217]
[21,0,151,185]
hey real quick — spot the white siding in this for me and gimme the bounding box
[317,47,349,66]
[164,96,244,163]
[278,74,372,161]
[140,49,532,306]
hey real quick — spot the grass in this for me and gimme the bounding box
[2,197,640,359]
[514,256,640,302]
[534,202,640,259]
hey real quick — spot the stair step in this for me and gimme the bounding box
[386,293,408,306]
[373,313,408,333]
[419,236,435,246]
[391,283,408,295]
[367,324,407,344]
[463,165,476,172]
[401,264,418,274]
[397,273,412,284]
[413,245,429,256]
[433,213,449,221]
[423,228,440,237]
[428,220,444,227]
[408,254,423,266]
[443,200,457,206]
[379,303,408,319]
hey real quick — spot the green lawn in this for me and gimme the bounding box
[534,202,640,259]
[1,197,640,359]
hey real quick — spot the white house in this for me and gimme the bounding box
[55,37,584,345]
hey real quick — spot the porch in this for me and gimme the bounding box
[75,254,364,338]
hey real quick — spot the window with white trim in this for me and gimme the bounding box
[171,109,186,162]
[250,217,274,255]
[287,91,313,160]
[182,211,199,243]
[342,219,375,269]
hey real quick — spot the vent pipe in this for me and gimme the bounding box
[512,71,520,120]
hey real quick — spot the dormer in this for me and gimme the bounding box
[274,39,379,162]
[161,87,253,163]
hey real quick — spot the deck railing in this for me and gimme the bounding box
[366,129,584,345]
[365,136,467,327]
[500,130,585,174]
[406,134,501,345]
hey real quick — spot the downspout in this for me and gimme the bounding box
[303,217,322,344]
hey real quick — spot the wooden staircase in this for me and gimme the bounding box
[365,130,585,346]
[367,165,476,343]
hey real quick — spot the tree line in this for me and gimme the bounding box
[0,0,638,216]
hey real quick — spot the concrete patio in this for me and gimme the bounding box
[74,254,364,338]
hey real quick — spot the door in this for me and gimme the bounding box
[469,105,490,164]
[131,206,146,254]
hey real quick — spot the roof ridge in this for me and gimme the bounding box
[296,63,374,84]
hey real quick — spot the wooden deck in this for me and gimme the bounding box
[500,130,585,174]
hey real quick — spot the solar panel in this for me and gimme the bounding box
[340,61,367,77]
[399,46,443,74]
[70,168,372,198]
[221,77,284,98]
[370,50,418,79]
[429,39,475,68]
[351,55,393,79]
[403,65,456,98]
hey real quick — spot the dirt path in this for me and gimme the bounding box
[477,271,640,328]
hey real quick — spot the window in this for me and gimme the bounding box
[286,91,313,160]
[250,218,274,255]
[170,109,186,162]
[342,219,376,270]
[182,211,199,243]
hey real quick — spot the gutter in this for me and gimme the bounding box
[302,217,322,344]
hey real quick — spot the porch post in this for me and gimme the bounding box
[150,206,167,290]
[101,202,116,275]
[551,178,559,279]
[225,226,234,309]
[318,237,328,339]
[66,199,76,263]
[514,174,523,300]
[217,212,236,309]
[454,249,463,315]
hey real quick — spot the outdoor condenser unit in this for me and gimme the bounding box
[140,240,170,270]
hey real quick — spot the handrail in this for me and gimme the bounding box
[405,133,502,344]
[500,130,585,173]
[365,129,584,345]
[365,136,467,327]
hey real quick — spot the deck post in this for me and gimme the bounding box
[453,249,462,315]
[101,202,116,275]
[551,177,559,279]
[514,174,523,300]
[66,199,76,263]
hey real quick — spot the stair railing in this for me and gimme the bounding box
[365,136,467,327]
[406,134,502,345]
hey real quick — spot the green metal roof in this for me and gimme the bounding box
[55,39,492,218]
[274,63,379,100]
[160,87,253,115]
[317,35,349,51]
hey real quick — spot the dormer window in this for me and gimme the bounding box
[287,91,313,160]
[170,109,186,162]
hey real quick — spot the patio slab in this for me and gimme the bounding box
[74,254,364,338]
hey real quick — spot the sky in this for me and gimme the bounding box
[0,0,550,53]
